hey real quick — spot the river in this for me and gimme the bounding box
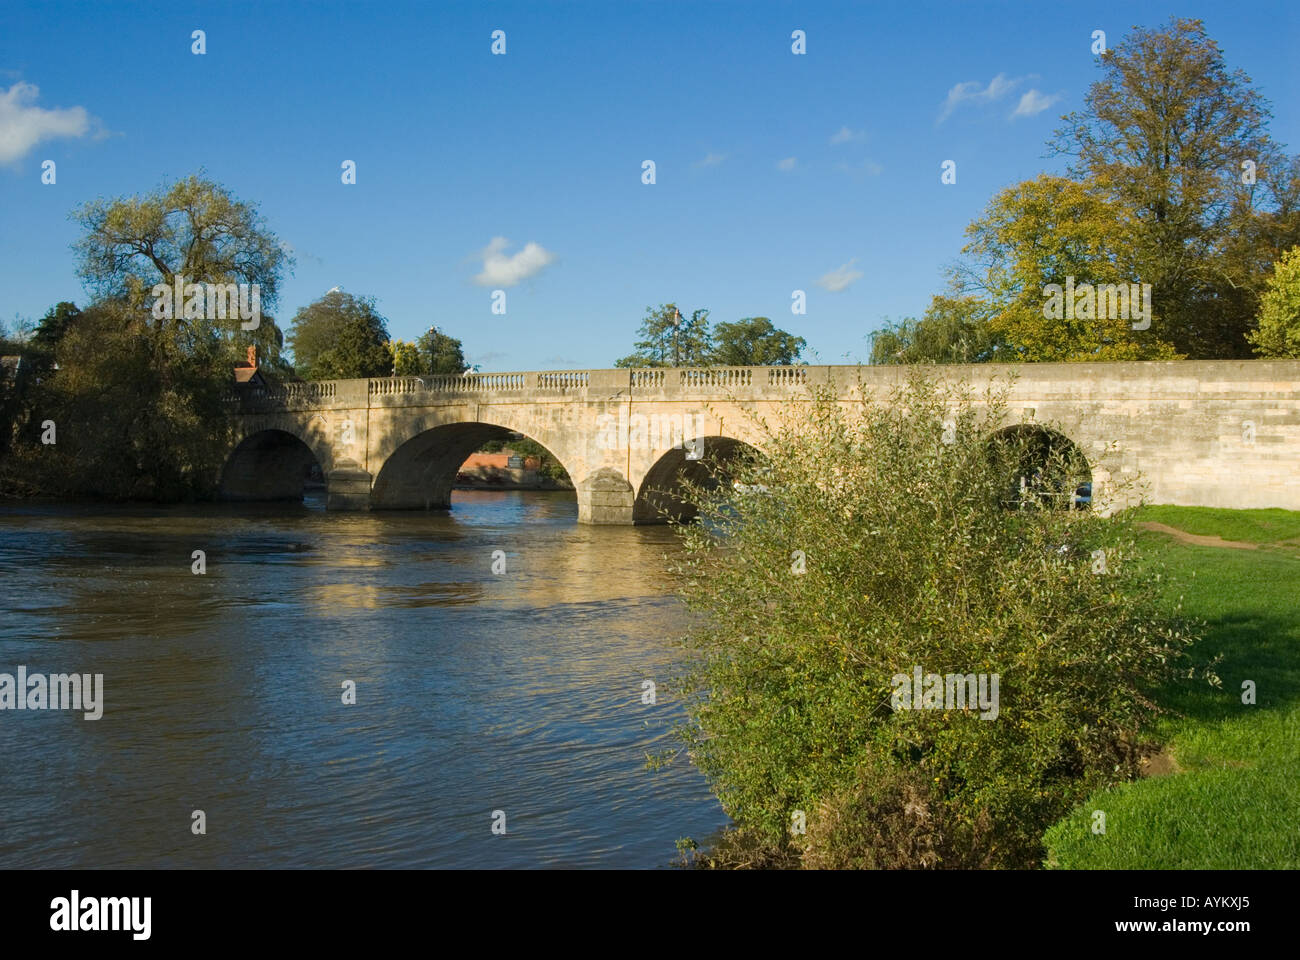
[0,491,729,868]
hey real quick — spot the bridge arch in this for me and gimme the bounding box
[219,421,334,501]
[370,420,575,511]
[633,435,765,524]
[984,423,1093,509]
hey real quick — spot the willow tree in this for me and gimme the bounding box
[28,174,295,499]
[71,173,292,367]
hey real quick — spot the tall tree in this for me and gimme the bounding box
[287,290,392,380]
[708,317,806,365]
[71,173,291,365]
[15,174,296,500]
[415,326,467,374]
[615,303,713,367]
[1049,18,1299,357]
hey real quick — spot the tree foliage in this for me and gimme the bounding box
[939,19,1299,361]
[2,175,293,500]
[870,295,1004,365]
[415,326,467,374]
[954,176,1180,361]
[615,304,713,367]
[709,317,806,366]
[1248,246,1300,357]
[70,172,291,366]
[388,327,467,376]
[388,339,422,376]
[287,290,392,380]
[1047,17,1300,358]
[12,299,236,499]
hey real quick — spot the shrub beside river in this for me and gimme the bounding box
[661,374,1217,869]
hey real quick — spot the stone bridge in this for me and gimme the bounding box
[222,361,1300,524]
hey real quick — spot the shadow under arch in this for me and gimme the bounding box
[985,423,1092,510]
[220,428,324,501]
[634,435,764,524]
[370,421,575,511]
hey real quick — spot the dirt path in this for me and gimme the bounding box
[1136,521,1259,550]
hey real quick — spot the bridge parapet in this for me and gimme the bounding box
[223,365,854,411]
[359,370,624,406]
[628,364,830,400]
[223,380,344,412]
[224,360,1300,410]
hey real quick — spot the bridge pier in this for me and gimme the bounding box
[326,459,373,510]
[576,467,636,524]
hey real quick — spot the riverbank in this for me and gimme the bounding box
[1044,505,1300,868]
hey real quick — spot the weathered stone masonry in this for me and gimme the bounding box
[222,361,1300,524]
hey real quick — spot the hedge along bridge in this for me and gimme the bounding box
[221,360,1300,524]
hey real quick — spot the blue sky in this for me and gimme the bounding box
[1,0,1297,370]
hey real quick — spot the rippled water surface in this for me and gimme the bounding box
[0,491,728,868]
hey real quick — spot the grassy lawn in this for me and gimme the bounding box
[1043,506,1300,868]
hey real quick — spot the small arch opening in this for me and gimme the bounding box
[635,436,764,524]
[986,424,1092,511]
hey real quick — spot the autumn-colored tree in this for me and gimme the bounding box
[953,175,1180,361]
[1050,18,1300,357]
[388,339,421,375]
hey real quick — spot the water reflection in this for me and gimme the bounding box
[0,491,727,868]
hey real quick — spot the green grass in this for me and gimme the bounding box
[1133,504,1300,544]
[1044,505,1300,869]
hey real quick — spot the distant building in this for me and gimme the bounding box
[233,345,267,388]
[455,452,543,488]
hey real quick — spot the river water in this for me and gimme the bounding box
[0,491,729,868]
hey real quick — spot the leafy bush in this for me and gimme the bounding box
[1249,246,1300,358]
[666,372,1206,868]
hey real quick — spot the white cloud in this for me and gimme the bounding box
[829,126,865,145]
[816,259,863,293]
[0,82,94,166]
[472,237,557,287]
[1012,89,1062,118]
[777,156,797,171]
[695,152,726,167]
[937,72,1023,123]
